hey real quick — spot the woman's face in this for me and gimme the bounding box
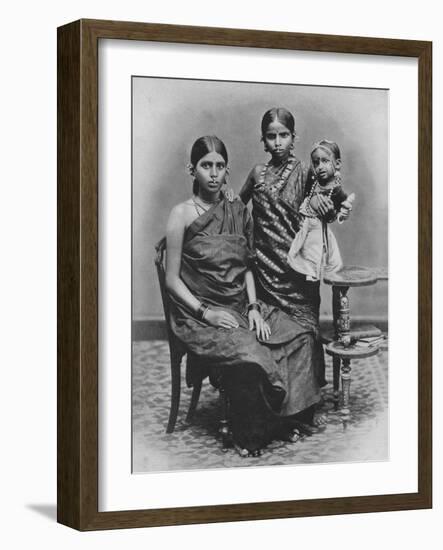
[193,151,227,196]
[263,120,294,160]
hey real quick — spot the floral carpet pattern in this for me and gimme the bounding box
[132,340,388,473]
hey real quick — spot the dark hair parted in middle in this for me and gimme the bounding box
[190,136,229,195]
[260,107,296,138]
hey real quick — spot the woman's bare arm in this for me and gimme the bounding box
[245,270,257,305]
[245,269,270,340]
[165,204,239,329]
[165,204,201,314]
[239,165,261,204]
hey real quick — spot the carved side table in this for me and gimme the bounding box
[323,266,382,422]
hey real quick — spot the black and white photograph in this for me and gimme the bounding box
[4,0,437,543]
[132,76,389,473]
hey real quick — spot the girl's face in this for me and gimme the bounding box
[193,151,227,196]
[311,147,341,184]
[263,120,294,160]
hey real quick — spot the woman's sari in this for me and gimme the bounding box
[246,157,326,386]
[168,196,322,451]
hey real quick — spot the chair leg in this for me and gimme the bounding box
[219,386,230,451]
[166,352,181,434]
[186,378,202,423]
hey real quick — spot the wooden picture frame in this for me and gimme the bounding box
[57,18,432,530]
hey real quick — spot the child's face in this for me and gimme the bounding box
[311,148,341,184]
[263,120,294,160]
[193,151,227,196]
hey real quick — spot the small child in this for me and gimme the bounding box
[287,140,354,281]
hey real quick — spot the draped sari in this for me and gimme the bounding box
[243,157,326,386]
[168,196,322,451]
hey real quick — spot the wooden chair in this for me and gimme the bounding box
[154,237,230,448]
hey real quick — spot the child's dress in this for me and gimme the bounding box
[287,181,349,281]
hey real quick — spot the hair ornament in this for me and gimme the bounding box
[310,139,336,157]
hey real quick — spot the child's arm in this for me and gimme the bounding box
[337,193,355,223]
[332,186,349,210]
[309,193,336,219]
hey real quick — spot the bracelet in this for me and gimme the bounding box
[247,301,261,313]
[196,302,210,320]
[202,306,210,320]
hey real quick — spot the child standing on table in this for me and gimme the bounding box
[287,140,355,281]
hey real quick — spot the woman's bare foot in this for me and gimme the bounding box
[233,443,263,458]
[311,413,328,427]
[294,419,326,436]
[286,428,301,443]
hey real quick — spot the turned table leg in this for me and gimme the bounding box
[333,357,341,410]
[332,285,351,414]
[341,358,352,422]
[336,286,351,345]
[332,286,340,336]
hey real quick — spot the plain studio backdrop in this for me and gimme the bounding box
[133,77,388,322]
[1,0,441,549]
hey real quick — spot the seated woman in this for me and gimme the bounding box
[165,135,324,456]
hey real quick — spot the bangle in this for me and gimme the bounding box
[202,306,210,320]
[247,301,261,313]
[196,302,209,320]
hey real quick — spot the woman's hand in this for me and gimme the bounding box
[248,310,271,340]
[204,309,239,329]
[223,187,235,202]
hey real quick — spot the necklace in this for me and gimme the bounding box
[301,179,338,217]
[308,181,336,201]
[257,153,297,193]
[192,195,220,215]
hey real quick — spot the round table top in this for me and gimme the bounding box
[370,266,389,281]
[325,341,380,359]
[323,266,378,287]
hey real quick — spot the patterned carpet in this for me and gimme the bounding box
[132,340,388,473]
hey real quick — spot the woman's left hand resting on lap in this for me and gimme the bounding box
[248,310,271,341]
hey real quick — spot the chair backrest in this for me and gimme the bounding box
[154,237,185,358]
[154,237,170,322]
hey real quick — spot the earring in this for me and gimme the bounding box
[186,162,194,177]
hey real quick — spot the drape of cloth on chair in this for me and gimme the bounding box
[169,197,323,452]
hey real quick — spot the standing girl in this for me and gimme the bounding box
[240,108,339,427]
